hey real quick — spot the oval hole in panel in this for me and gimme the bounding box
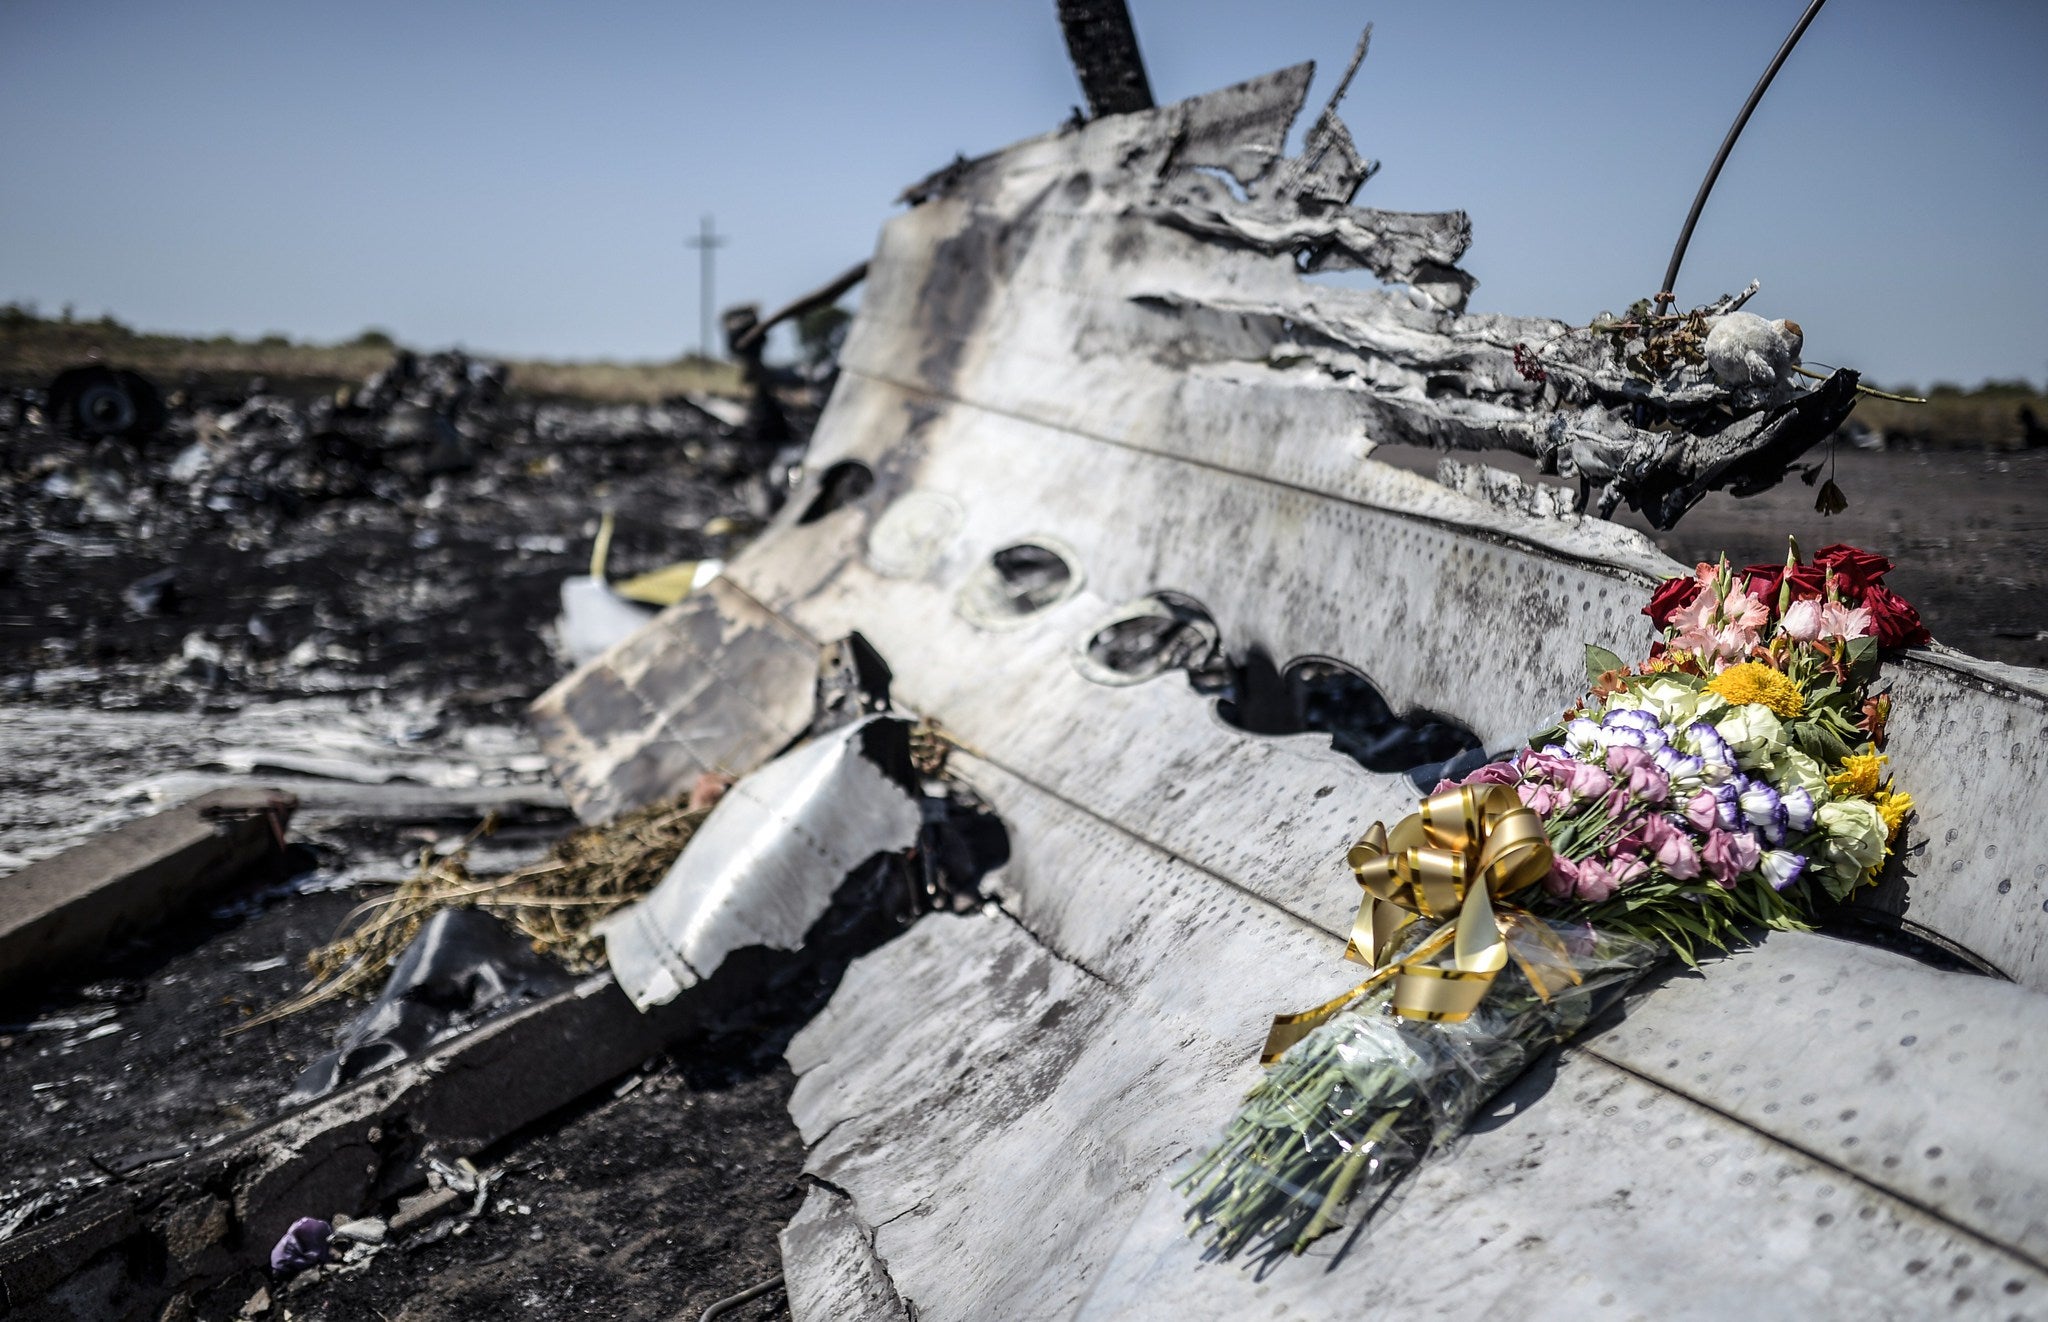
[1074,592,1225,687]
[1216,651,1481,776]
[797,459,874,525]
[955,539,1081,630]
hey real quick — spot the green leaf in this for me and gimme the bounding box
[1585,644,1626,685]
[1792,720,1851,765]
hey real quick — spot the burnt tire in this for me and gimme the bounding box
[48,365,167,440]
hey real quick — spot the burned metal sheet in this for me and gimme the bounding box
[530,576,819,823]
[600,716,921,1009]
[535,43,2048,1322]
[788,762,2048,1321]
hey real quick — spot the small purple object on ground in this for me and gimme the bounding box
[270,1217,333,1274]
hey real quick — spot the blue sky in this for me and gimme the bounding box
[2,1,2042,388]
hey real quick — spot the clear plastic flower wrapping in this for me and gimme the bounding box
[1177,921,1661,1260]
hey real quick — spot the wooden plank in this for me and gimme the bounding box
[0,787,294,1000]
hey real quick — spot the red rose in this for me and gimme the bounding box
[1739,563,1781,602]
[1740,562,1824,604]
[1862,584,1931,648]
[1814,544,1895,595]
[1644,575,1700,628]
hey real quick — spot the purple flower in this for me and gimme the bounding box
[1653,746,1705,791]
[1711,782,1743,831]
[1609,856,1648,890]
[1604,709,1662,737]
[1545,854,1581,898]
[1760,849,1807,891]
[1686,722,1738,779]
[271,1218,333,1275]
[1738,781,1788,845]
[1782,786,1816,833]
[1606,744,1651,775]
[1565,718,1604,758]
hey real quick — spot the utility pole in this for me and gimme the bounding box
[686,214,727,359]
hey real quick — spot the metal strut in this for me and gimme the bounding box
[1656,0,1830,311]
[1057,0,1155,118]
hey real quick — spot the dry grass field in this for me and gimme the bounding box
[0,304,745,401]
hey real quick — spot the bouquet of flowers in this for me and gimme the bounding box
[1179,542,1926,1260]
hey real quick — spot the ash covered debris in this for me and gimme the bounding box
[0,318,836,1312]
[0,348,781,714]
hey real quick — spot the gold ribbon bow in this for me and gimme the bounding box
[1260,784,1580,1064]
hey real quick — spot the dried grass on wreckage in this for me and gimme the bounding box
[248,780,728,1028]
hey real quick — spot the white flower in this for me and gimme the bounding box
[1817,798,1887,872]
[1716,705,1789,771]
[1760,849,1808,892]
[1774,749,1829,800]
[1620,680,1724,731]
[1818,602,1874,642]
[1778,599,1823,643]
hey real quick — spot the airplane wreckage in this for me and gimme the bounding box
[8,20,2048,1322]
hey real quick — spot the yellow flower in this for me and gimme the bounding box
[1706,661,1805,720]
[1827,751,1887,799]
[1874,789,1913,839]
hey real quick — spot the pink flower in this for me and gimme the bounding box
[1641,814,1701,880]
[1558,762,1613,802]
[1722,582,1770,634]
[1667,601,1719,658]
[1778,598,1823,642]
[1571,855,1648,903]
[1606,745,1651,775]
[1817,601,1873,642]
[1462,760,1522,787]
[1518,781,1567,815]
[1667,564,1769,664]
[1573,859,1618,902]
[1604,745,1670,804]
[1545,855,1580,898]
[1684,789,1720,832]
[1702,829,1762,887]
